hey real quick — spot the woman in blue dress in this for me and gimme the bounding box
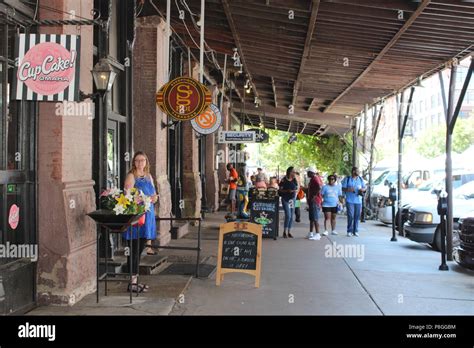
[123,151,158,293]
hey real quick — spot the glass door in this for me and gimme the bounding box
[0,23,37,314]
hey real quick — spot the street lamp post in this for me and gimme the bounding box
[80,58,118,198]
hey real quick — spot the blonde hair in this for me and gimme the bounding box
[129,151,151,177]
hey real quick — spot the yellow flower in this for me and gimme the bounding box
[116,194,130,207]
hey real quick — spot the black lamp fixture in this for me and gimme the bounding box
[80,58,117,100]
[287,133,297,144]
[92,58,117,93]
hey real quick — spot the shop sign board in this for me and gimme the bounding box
[246,128,269,143]
[191,104,222,135]
[156,76,212,121]
[216,222,262,288]
[13,34,81,101]
[249,198,279,239]
[218,131,256,144]
[8,204,20,230]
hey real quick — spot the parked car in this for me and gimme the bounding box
[378,171,474,225]
[454,217,474,270]
[370,170,404,209]
[371,169,432,222]
[404,181,474,251]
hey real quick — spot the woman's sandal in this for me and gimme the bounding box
[127,283,149,293]
[146,246,157,255]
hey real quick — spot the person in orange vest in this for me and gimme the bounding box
[226,163,239,218]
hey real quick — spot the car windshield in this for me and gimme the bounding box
[418,176,443,191]
[454,181,474,200]
[373,171,389,185]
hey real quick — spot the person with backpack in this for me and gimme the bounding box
[341,167,366,237]
[278,166,299,238]
[306,167,323,240]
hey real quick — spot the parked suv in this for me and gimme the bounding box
[454,217,474,270]
[394,171,474,229]
[404,181,474,251]
[378,171,474,226]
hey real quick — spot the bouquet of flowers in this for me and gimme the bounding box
[99,187,152,215]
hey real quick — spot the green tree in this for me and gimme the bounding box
[416,117,474,158]
[250,129,351,176]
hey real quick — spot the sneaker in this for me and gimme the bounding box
[346,233,352,237]
[310,233,321,241]
[306,232,315,239]
[353,232,360,237]
[331,231,338,235]
[322,230,329,236]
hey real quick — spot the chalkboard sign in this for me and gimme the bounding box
[222,231,258,270]
[216,222,262,288]
[249,198,279,239]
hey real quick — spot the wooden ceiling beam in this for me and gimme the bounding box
[271,77,278,108]
[324,0,431,113]
[233,102,352,128]
[231,0,311,12]
[222,0,260,99]
[322,0,418,12]
[292,0,320,108]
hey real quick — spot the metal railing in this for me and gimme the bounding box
[154,216,202,278]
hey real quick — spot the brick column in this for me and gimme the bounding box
[204,86,220,212]
[36,0,96,306]
[133,16,172,246]
[217,101,231,189]
[179,63,202,219]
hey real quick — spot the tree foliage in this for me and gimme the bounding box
[250,129,352,176]
[416,117,474,158]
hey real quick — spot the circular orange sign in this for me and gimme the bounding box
[191,104,222,135]
[156,77,212,121]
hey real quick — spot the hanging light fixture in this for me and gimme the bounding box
[92,58,117,93]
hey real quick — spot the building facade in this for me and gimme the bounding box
[0,0,235,313]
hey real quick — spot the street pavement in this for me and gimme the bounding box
[170,210,474,315]
[27,208,473,316]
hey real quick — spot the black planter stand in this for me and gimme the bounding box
[87,210,145,304]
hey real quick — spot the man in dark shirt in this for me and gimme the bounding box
[306,167,323,240]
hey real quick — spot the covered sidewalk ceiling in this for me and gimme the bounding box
[140,0,474,135]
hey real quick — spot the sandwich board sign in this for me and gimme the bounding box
[216,221,262,288]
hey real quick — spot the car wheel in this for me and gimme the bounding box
[395,210,400,231]
[432,224,461,252]
[432,225,442,251]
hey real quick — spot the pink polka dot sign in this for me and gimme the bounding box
[18,42,76,96]
[8,204,20,230]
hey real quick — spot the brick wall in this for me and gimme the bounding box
[133,16,172,245]
[37,0,96,306]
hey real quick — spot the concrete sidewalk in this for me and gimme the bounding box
[27,208,473,316]
[170,210,474,315]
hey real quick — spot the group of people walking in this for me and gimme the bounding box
[278,166,366,240]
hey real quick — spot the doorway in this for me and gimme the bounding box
[0,23,37,314]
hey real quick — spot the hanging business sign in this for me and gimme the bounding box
[218,131,256,144]
[13,34,81,101]
[191,104,222,135]
[246,128,269,143]
[8,204,20,230]
[156,76,212,121]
